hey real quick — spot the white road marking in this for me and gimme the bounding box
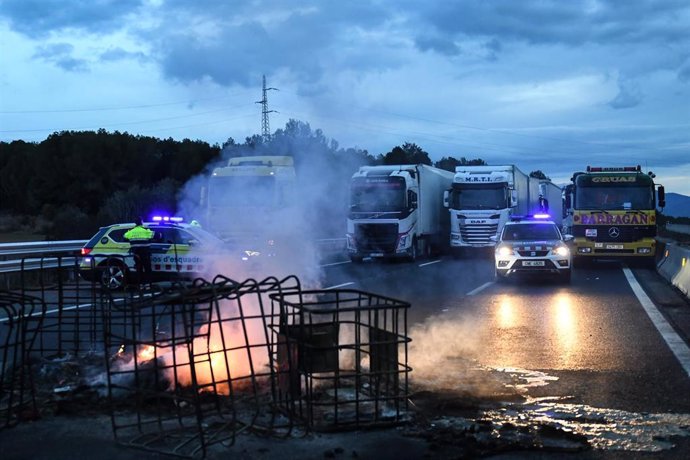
[320,260,351,267]
[324,282,355,290]
[0,302,92,323]
[418,259,441,267]
[467,281,494,296]
[623,267,690,378]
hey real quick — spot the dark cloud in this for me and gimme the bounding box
[154,2,393,88]
[99,47,148,63]
[413,0,690,47]
[0,0,143,38]
[33,43,88,72]
[415,36,460,56]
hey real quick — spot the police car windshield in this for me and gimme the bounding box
[502,223,560,241]
[185,227,225,246]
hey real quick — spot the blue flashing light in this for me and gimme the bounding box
[151,215,185,223]
[510,213,552,222]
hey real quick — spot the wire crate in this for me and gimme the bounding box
[269,289,411,431]
[101,274,302,458]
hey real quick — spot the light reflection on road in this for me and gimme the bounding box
[552,293,578,367]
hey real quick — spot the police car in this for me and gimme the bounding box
[493,214,573,283]
[79,216,227,289]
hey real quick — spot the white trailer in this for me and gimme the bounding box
[347,164,453,262]
[444,165,541,253]
[539,179,564,226]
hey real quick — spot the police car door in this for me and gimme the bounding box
[149,227,175,272]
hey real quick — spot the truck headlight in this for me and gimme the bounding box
[397,234,409,250]
[496,244,513,257]
[553,245,569,257]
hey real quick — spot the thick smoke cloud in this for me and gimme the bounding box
[177,125,361,287]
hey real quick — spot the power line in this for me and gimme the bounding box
[0,92,255,114]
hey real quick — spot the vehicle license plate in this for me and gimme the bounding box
[522,260,545,267]
[606,244,624,249]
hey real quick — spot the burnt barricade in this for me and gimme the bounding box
[101,274,302,458]
[268,289,412,431]
[0,290,46,429]
[18,255,105,358]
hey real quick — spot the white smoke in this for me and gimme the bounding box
[176,149,350,288]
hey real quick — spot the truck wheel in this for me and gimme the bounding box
[423,239,432,259]
[408,238,418,262]
[350,255,364,263]
[99,259,129,290]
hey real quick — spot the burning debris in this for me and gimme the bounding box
[5,269,690,459]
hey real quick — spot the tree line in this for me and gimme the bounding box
[0,120,488,240]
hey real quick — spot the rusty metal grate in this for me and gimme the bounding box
[269,289,411,431]
[0,290,45,429]
[101,274,302,458]
[17,256,103,358]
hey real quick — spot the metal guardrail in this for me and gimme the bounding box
[0,240,87,274]
[0,239,347,274]
[667,223,690,235]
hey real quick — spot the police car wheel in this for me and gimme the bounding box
[99,259,128,290]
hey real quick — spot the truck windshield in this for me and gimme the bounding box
[350,178,406,213]
[451,184,508,210]
[575,185,654,210]
[208,176,276,207]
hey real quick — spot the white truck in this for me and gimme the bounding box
[347,164,454,262]
[201,156,296,243]
[444,164,541,254]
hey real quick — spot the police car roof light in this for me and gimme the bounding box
[151,215,184,223]
[510,214,551,222]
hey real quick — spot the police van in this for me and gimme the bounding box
[79,217,228,289]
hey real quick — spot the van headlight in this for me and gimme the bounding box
[553,245,570,257]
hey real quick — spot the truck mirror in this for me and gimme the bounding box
[510,190,518,207]
[443,190,450,208]
[658,185,665,208]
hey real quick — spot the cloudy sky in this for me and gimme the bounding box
[1,0,689,194]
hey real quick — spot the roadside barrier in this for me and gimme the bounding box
[657,242,690,298]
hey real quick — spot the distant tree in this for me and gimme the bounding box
[434,156,487,171]
[377,142,432,165]
[530,170,550,180]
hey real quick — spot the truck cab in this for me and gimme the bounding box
[347,164,453,262]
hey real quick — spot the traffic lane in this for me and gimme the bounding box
[320,254,496,323]
[428,263,690,414]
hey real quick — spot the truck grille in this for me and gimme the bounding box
[460,223,499,245]
[574,225,655,242]
[355,224,398,253]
